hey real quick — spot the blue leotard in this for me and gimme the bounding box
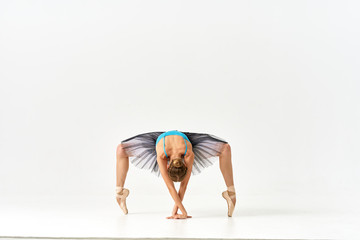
[155,130,190,158]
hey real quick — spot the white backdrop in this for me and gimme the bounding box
[0,0,359,204]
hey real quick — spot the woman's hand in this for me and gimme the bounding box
[166,213,192,219]
[167,206,191,219]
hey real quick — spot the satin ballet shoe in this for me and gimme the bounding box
[116,188,130,214]
[222,190,236,217]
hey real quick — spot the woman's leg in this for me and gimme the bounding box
[116,143,129,187]
[219,143,234,188]
[115,143,130,214]
[218,143,236,209]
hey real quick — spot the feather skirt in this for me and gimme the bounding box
[120,130,228,177]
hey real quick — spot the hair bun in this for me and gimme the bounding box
[173,159,182,167]
[167,158,188,182]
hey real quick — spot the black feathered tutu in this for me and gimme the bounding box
[120,130,228,177]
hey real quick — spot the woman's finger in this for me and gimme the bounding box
[167,214,191,219]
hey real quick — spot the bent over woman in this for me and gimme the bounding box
[115,130,236,219]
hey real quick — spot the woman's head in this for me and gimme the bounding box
[167,157,187,182]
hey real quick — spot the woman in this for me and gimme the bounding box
[115,130,236,219]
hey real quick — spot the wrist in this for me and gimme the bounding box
[182,209,187,215]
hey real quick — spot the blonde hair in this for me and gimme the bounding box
[167,157,187,182]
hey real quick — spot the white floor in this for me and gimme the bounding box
[0,193,359,240]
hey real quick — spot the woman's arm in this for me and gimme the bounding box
[180,151,194,192]
[157,156,188,215]
[172,152,194,215]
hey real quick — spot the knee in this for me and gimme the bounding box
[220,143,231,155]
[116,143,129,158]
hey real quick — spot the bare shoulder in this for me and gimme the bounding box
[184,150,194,165]
[156,144,167,166]
[155,138,166,160]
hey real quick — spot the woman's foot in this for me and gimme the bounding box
[116,188,130,214]
[222,190,236,217]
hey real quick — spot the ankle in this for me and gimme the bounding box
[227,185,235,193]
[116,186,124,193]
[227,190,236,198]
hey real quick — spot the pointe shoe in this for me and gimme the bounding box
[116,188,130,214]
[222,190,236,217]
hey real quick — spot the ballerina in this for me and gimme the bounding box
[115,130,236,218]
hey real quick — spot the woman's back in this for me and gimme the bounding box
[155,133,193,161]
